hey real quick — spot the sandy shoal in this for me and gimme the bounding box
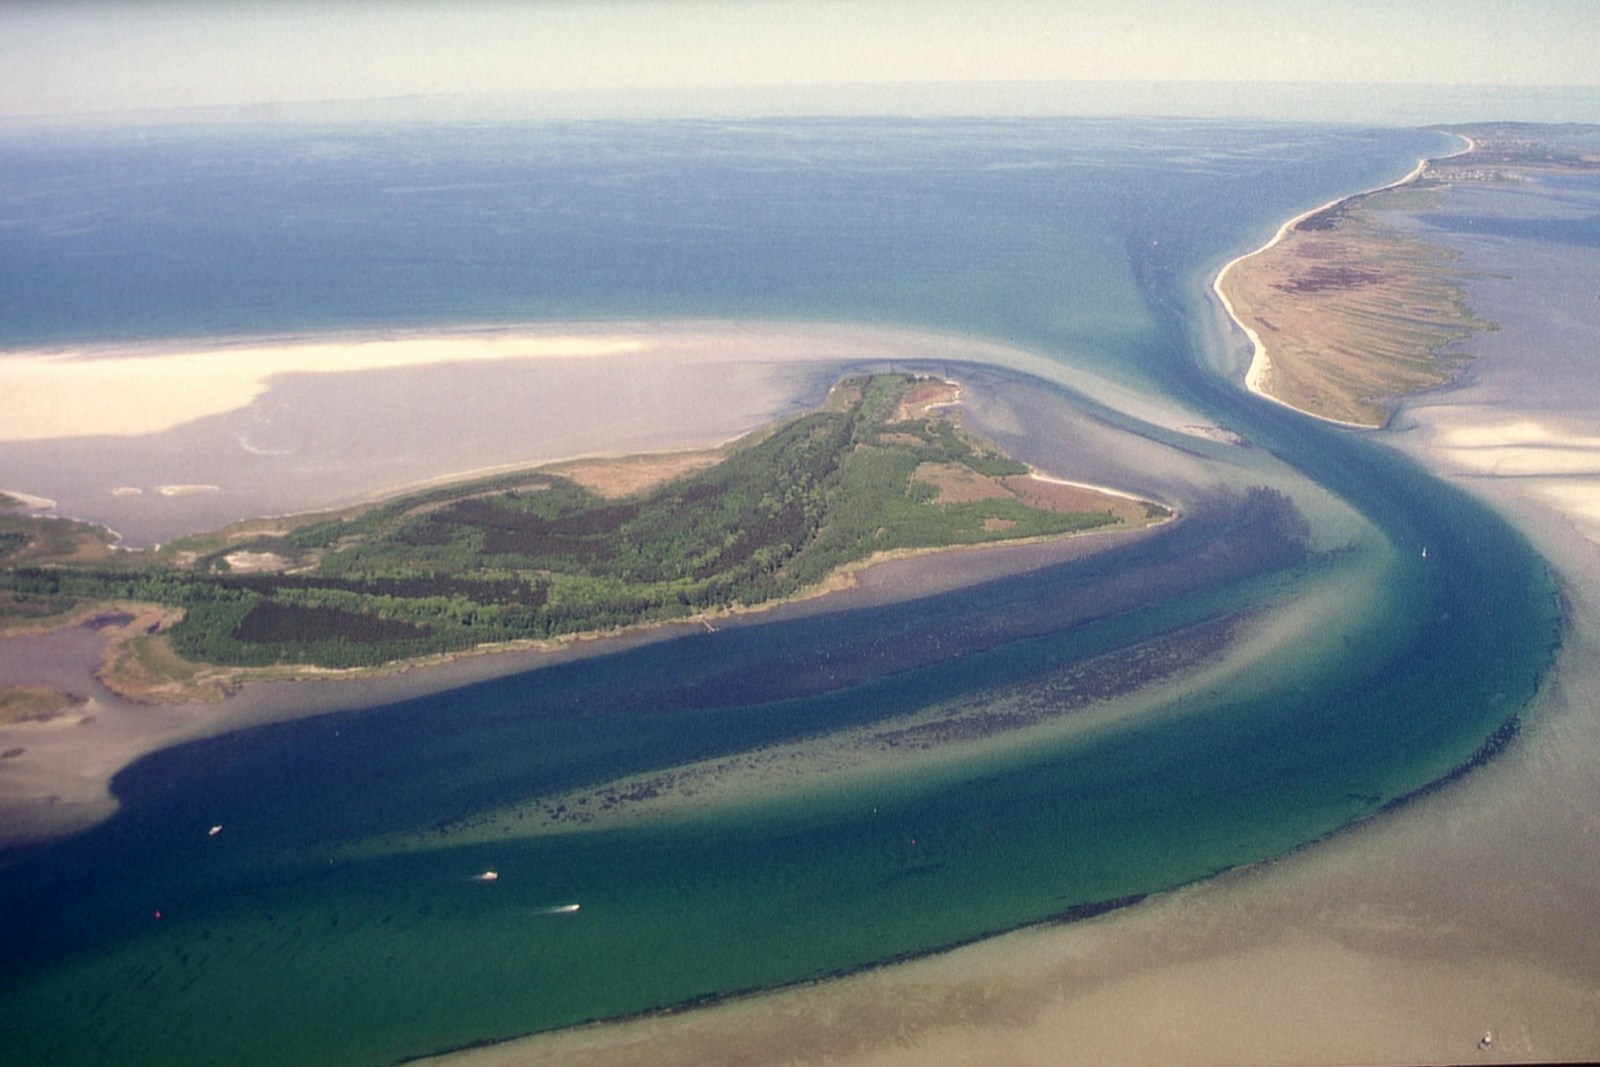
[0,320,1193,445]
[0,331,645,442]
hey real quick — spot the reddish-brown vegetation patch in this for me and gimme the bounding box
[893,379,961,421]
[1273,264,1393,293]
[1002,476,1106,513]
[875,431,928,447]
[913,462,1013,505]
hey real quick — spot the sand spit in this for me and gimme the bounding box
[0,490,57,511]
[1214,137,1473,428]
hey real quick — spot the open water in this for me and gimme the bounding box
[0,118,1560,1065]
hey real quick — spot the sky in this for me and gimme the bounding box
[3,0,1599,123]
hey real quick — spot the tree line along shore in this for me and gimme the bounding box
[0,373,1168,702]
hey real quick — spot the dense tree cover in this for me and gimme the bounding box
[0,375,1137,668]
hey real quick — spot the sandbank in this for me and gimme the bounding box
[0,331,647,442]
[0,320,1186,445]
[0,490,57,511]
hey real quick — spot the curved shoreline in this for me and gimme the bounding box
[1212,134,1475,427]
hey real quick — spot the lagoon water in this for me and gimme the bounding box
[0,119,1561,1065]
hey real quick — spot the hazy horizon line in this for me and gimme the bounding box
[6,79,1600,131]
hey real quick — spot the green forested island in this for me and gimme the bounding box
[0,374,1165,679]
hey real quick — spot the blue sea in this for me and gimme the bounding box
[0,118,1560,1065]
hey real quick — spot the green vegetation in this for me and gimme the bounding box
[0,375,1151,670]
[0,511,116,566]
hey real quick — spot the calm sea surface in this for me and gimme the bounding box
[0,119,1560,1065]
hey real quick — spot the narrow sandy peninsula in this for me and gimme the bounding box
[1215,135,1482,427]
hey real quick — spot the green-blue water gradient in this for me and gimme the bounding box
[0,118,1560,1066]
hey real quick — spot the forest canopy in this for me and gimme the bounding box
[0,374,1165,670]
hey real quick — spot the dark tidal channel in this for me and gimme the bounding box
[0,119,1563,1067]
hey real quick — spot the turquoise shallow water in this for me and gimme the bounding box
[0,118,1561,1065]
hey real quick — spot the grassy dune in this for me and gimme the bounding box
[1220,169,1489,427]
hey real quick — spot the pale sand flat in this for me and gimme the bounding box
[0,321,1196,444]
[0,332,647,441]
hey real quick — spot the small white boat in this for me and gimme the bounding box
[208,825,223,837]
[476,870,499,882]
